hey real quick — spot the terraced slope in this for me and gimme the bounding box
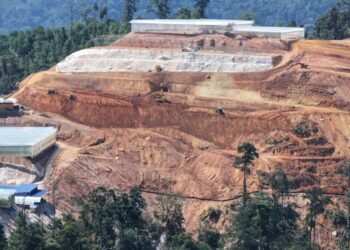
[9,33,350,249]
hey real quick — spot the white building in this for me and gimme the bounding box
[130,19,305,40]
[0,127,57,158]
[234,26,305,40]
[130,19,254,34]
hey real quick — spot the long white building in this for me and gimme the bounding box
[131,19,254,33]
[0,127,57,158]
[130,19,305,39]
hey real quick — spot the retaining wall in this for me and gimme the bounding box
[56,48,274,73]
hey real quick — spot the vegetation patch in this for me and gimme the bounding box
[291,121,319,138]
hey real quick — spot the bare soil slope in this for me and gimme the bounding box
[11,33,350,248]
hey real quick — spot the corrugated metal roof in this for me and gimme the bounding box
[16,183,38,193]
[0,185,17,190]
[234,26,305,33]
[32,190,48,197]
[130,19,254,26]
[0,127,57,146]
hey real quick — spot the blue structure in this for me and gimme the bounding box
[0,183,47,209]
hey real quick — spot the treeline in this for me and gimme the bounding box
[1,142,350,249]
[314,1,350,39]
[0,4,120,95]
[0,0,338,34]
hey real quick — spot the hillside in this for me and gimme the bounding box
[0,0,337,33]
[4,31,350,248]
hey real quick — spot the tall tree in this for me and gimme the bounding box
[269,170,289,206]
[74,187,117,249]
[227,192,311,250]
[192,0,210,19]
[331,160,350,249]
[0,223,6,250]
[314,5,348,39]
[153,195,185,247]
[303,188,331,241]
[147,0,170,19]
[234,142,259,207]
[7,211,46,250]
[122,0,139,32]
[172,8,192,19]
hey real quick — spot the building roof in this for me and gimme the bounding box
[16,183,38,193]
[130,19,254,26]
[0,184,47,198]
[0,127,57,146]
[32,190,48,197]
[0,185,17,190]
[234,26,305,33]
[0,98,17,104]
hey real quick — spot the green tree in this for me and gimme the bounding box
[288,20,297,27]
[44,216,90,250]
[74,187,117,249]
[268,170,289,206]
[239,11,256,21]
[153,194,185,247]
[303,188,331,241]
[172,8,192,19]
[0,223,6,250]
[314,5,348,39]
[192,0,210,19]
[7,211,46,250]
[147,0,170,19]
[227,192,315,250]
[234,142,259,207]
[122,0,139,32]
[197,208,222,249]
[329,161,350,249]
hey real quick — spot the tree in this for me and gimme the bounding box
[329,161,350,249]
[172,8,192,19]
[303,188,331,241]
[7,211,46,250]
[288,20,297,27]
[74,187,117,249]
[314,6,348,39]
[44,214,91,250]
[227,192,308,250]
[192,0,210,19]
[268,170,289,206]
[153,194,185,247]
[122,0,139,32]
[147,0,170,19]
[234,142,259,207]
[197,208,222,249]
[239,11,256,21]
[0,223,6,250]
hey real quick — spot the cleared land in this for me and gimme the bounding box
[7,33,350,249]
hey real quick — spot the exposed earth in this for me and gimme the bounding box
[4,32,350,248]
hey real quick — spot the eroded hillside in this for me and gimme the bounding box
[8,33,350,248]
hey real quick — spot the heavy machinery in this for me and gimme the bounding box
[216,106,225,116]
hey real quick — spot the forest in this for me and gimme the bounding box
[0,0,338,33]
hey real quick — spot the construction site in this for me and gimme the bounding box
[0,19,349,248]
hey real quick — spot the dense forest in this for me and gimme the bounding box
[2,142,350,250]
[0,3,121,94]
[0,0,337,34]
